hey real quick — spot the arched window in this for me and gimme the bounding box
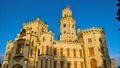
[16,43,24,56]
[90,59,97,68]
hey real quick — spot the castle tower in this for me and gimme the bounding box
[59,6,77,41]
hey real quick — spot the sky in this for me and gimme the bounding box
[0,0,120,67]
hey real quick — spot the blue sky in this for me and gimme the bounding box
[0,0,120,67]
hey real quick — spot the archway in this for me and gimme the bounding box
[90,59,97,68]
[12,64,22,68]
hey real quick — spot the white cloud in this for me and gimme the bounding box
[0,54,4,64]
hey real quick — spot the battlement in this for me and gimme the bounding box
[23,17,48,27]
[82,27,104,34]
[59,16,76,24]
[7,40,13,43]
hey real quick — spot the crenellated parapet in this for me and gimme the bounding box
[5,40,13,54]
[54,40,82,45]
[6,40,13,48]
[82,27,105,35]
[23,17,48,28]
[59,16,76,25]
[41,30,54,36]
[7,40,13,44]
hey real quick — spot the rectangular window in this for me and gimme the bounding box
[54,48,57,55]
[38,49,40,56]
[74,61,77,68]
[80,62,83,68]
[63,24,66,27]
[46,46,48,54]
[43,37,46,42]
[89,47,94,56]
[45,59,48,68]
[101,47,104,55]
[50,47,52,55]
[79,49,82,57]
[60,48,63,56]
[31,49,33,57]
[67,49,70,57]
[73,49,76,57]
[42,46,44,54]
[72,25,74,28]
[41,59,43,68]
[60,61,64,68]
[54,61,57,68]
[64,31,66,34]
[68,61,71,68]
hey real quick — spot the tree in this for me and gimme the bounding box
[116,0,120,31]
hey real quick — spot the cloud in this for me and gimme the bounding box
[0,54,4,64]
[111,54,120,67]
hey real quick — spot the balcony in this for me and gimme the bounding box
[13,54,24,62]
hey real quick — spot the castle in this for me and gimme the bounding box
[1,6,112,68]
